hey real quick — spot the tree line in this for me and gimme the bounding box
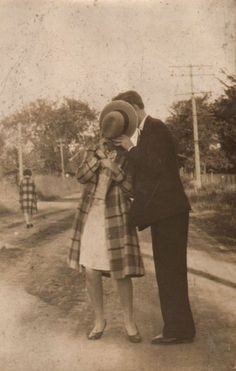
[167,73,236,173]
[0,98,98,178]
[0,73,235,178]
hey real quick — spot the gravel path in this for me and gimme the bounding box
[0,198,235,371]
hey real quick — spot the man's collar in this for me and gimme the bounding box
[139,114,148,131]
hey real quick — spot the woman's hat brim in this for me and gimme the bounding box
[99,100,138,137]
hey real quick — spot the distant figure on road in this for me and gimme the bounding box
[68,100,144,343]
[19,169,37,229]
[113,91,196,345]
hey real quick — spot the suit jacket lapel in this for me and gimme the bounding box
[137,116,151,146]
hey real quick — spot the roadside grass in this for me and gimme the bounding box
[0,180,19,215]
[188,184,236,250]
[0,175,79,215]
[35,175,79,201]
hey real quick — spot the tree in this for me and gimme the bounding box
[211,72,236,172]
[0,98,98,176]
[166,95,231,173]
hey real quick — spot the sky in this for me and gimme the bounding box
[0,0,235,121]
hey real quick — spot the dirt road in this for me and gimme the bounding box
[0,197,235,371]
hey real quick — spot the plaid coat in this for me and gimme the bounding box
[19,176,37,214]
[68,147,145,279]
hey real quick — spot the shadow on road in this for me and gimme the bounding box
[3,208,71,230]
[189,267,236,290]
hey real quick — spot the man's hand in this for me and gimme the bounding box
[113,135,134,151]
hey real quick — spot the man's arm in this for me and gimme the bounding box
[143,124,170,177]
[114,121,174,178]
[112,162,134,198]
[113,135,140,164]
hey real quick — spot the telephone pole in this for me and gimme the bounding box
[17,122,23,180]
[57,138,65,179]
[189,65,201,189]
[170,64,213,189]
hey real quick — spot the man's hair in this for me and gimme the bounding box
[112,90,144,109]
[23,169,32,176]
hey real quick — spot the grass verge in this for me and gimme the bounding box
[188,184,236,250]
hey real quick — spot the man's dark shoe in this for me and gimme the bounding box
[151,334,194,345]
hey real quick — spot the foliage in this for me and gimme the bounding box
[0,98,98,176]
[211,73,236,171]
[167,72,236,173]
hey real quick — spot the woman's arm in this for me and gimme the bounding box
[115,169,134,199]
[77,149,101,184]
[102,158,134,198]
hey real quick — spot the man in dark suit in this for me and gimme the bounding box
[113,91,195,345]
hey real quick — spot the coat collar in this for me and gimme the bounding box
[139,114,149,131]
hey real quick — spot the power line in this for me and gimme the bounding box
[175,91,211,96]
[170,64,212,68]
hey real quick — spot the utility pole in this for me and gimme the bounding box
[17,122,23,180]
[189,65,201,189]
[57,138,65,179]
[170,64,213,189]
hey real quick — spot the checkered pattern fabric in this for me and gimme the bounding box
[68,148,145,279]
[19,176,37,214]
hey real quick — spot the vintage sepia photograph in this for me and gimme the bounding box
[0,1,235,370]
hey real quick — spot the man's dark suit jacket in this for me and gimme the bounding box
[128,116,191,230]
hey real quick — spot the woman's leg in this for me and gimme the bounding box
[28,213,33,225]
[86,268,106,331]
[24,212,30,226]
[29,212,33,225]
[115,277,138,336]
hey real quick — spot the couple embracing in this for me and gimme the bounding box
[68,91,195,344]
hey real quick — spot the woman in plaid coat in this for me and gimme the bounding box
[68,101,144,342]
[19,169,37,228]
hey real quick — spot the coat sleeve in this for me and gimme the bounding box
[77,149,100,184]
[111,161,134,198]
[126,146,140,164]
[145,125,170,177]
[128,122,172,179]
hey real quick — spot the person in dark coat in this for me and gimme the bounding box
[19,169,37,228]
[113,91,195,345]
